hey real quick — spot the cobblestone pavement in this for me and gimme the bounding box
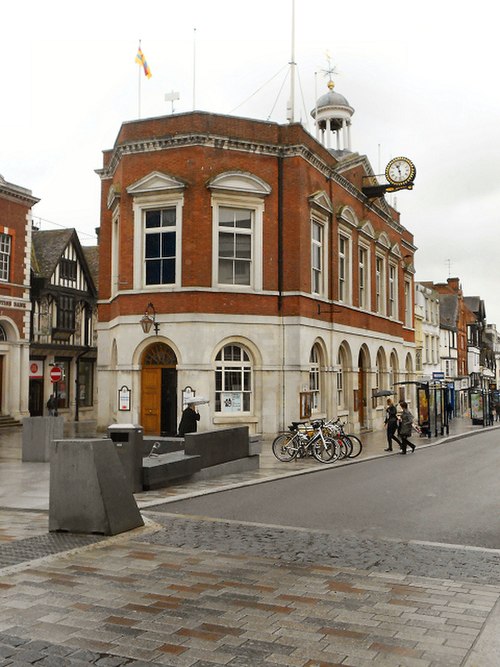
[0,522,498,666]
[0,423,498,665]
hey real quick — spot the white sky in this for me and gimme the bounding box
[2,0,499,324]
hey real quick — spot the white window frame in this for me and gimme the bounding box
[338,232,351,304]
[132,192,184,290]
[358,244,370,311]
[375,254,385,315]
[211,193,263,291]
[0,233,11,282]
[215,343,253,414]
[111,211,120,297]
[388,262,398,319]
[404,278,412,327]
[309,344,321,413]
[311,220,324,296]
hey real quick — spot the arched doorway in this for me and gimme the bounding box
[358,347,369,429]
[140,342,177,435]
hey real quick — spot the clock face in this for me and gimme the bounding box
[385,157,416,185]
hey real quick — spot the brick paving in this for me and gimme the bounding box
[0,422,498,664]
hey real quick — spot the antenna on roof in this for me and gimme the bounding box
[446,259,452,277]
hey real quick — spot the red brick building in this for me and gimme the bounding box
[0,174,39,422]
[96,101,416,436]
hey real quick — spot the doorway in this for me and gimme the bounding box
[358,348,369,429]
[29,379,44,416]
[140,343,178,435]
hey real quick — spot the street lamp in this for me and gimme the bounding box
[140,302,159,335]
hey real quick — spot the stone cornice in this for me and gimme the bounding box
[95,131,404,231]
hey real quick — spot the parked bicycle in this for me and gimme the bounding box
[324,418,363,458]
[272,419,339,463]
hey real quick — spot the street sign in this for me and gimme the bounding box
[50,366,63,383]
[432,372,445,380]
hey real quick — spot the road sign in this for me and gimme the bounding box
[50,366,63,383]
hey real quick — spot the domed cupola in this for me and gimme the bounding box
[311,78,354,153]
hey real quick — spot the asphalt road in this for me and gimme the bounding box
[161,431,500,549]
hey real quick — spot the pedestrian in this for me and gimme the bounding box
[496,403,500,422]
[384,398,401,452]
[398,401,416,455]
[46,394,56,416]
[177,401,200,437]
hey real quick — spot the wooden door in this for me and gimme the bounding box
[140,367,161,434]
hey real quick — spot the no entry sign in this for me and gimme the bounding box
[50,366,63,383]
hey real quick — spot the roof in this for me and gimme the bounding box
[31,229,74,279]
[82,246,99,290]
[438,294,458,328]
[31,228,97,297]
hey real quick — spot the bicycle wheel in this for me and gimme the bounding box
[337,436,351,459]
[272,433,299,462]
[312,437,339,463]
[345,434,363,458]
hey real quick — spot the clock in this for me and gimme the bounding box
[385,157,416,186]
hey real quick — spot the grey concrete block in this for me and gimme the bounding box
[142,452,201,490]
[184,426,249,467]
[49,438,144,535]
[22,416,64,462]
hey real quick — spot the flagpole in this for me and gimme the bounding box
[138,39,142,118]
[193,27,197,110]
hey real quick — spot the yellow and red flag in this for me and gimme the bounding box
[135,46,152,79]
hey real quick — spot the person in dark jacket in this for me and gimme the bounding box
[398,401,416,454]
[178,402,200,436]
[384,398,401,452]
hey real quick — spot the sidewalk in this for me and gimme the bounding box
[0,420,498,666]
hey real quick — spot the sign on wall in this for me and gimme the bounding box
[29,361,44,379]
[118,385,131,411]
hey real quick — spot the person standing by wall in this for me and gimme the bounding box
[384,398,401,452]
[398,401,416,455]
[177,401,200,437]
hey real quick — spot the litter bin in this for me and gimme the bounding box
[107,424,144,493]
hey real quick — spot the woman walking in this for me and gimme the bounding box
[384,398,401,452]
[398,401,416,455]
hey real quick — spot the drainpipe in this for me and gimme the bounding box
[278,153,285,428]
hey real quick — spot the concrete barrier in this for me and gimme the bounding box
[49,438,144,536]
[184,426,250,468]
[22,416,64,462]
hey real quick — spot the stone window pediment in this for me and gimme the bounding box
[207,171,271,197]
[127,171,186,196]
[358,220,375,238]
[337,205,358,228]
[309,190,333,215]
[376,231,391,249]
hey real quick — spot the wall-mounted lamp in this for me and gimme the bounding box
[140,302,159,335]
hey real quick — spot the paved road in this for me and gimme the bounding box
[152,431,500,548]
[142,431,500,586]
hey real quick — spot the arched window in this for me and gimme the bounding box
[337,346,347,409]
[309,344,321,413]
[215,344,252,413]
[0,325,6,341]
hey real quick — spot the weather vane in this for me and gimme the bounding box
[321,51,339,89]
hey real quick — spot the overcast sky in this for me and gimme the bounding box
[2,0,499,325]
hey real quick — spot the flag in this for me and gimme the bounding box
[135,46,152,79]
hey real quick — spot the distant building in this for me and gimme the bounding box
[95,83,416,436]
[29,228,98,422]
[414,282,440,380]
[0,174,39,423]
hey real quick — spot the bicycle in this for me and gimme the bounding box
[272,419,339,463]
[324,418,363,458]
